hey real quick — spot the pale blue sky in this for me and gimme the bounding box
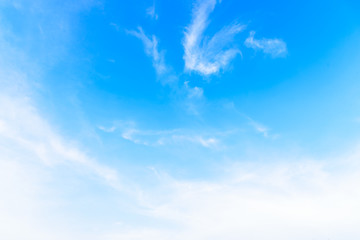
[1,0,360,239]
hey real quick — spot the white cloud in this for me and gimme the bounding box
[183,0,246,75]
[146,5,158,20]
[245,31,287,58]
[98,125,117,133]
[127,27,167,75]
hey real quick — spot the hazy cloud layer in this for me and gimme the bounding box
[109,153,360,240]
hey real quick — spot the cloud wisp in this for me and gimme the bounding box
[245,31,287,58]
[182,80,205,115]
[120,127,219,149]
[97,121,221,149]
[246,115,279,139]
[184,81,204,99]
[127,26,181,87]
[127,27,206,112]
[183,0,246,75]
[129,0,287,82]
[127,27,167,76]
[0,93,122,190]
[146,4,158,20]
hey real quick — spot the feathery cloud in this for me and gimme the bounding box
[183,0,246,75]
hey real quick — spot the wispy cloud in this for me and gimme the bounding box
[182,80,205,115]
[146,4,158,20]
[183,0,246,75]
[99,121,220,149]
[98,125,117,133]
[246,116,279,139]
[172,135,218,148]
[0,93,122,189]
[119,126,219,149]
[0,3,133,234]
[245,31,287,57]
[249,120,270,137]
[127,27,167,75]
[127,27,207,112]
[0,8,122,190]
[224,102,278,139]
[184,81,204,99]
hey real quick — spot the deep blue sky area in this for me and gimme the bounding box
[44,0,360,158]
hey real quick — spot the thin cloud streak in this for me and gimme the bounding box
[146,4,158,20]
[245,31,287,57]
[119,126,219,149]
[98,125,117,133]
[0,94,122,190]
[127,27,206,112]
[127,27,167,75]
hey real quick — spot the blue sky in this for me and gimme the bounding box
[1,0,360,239]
